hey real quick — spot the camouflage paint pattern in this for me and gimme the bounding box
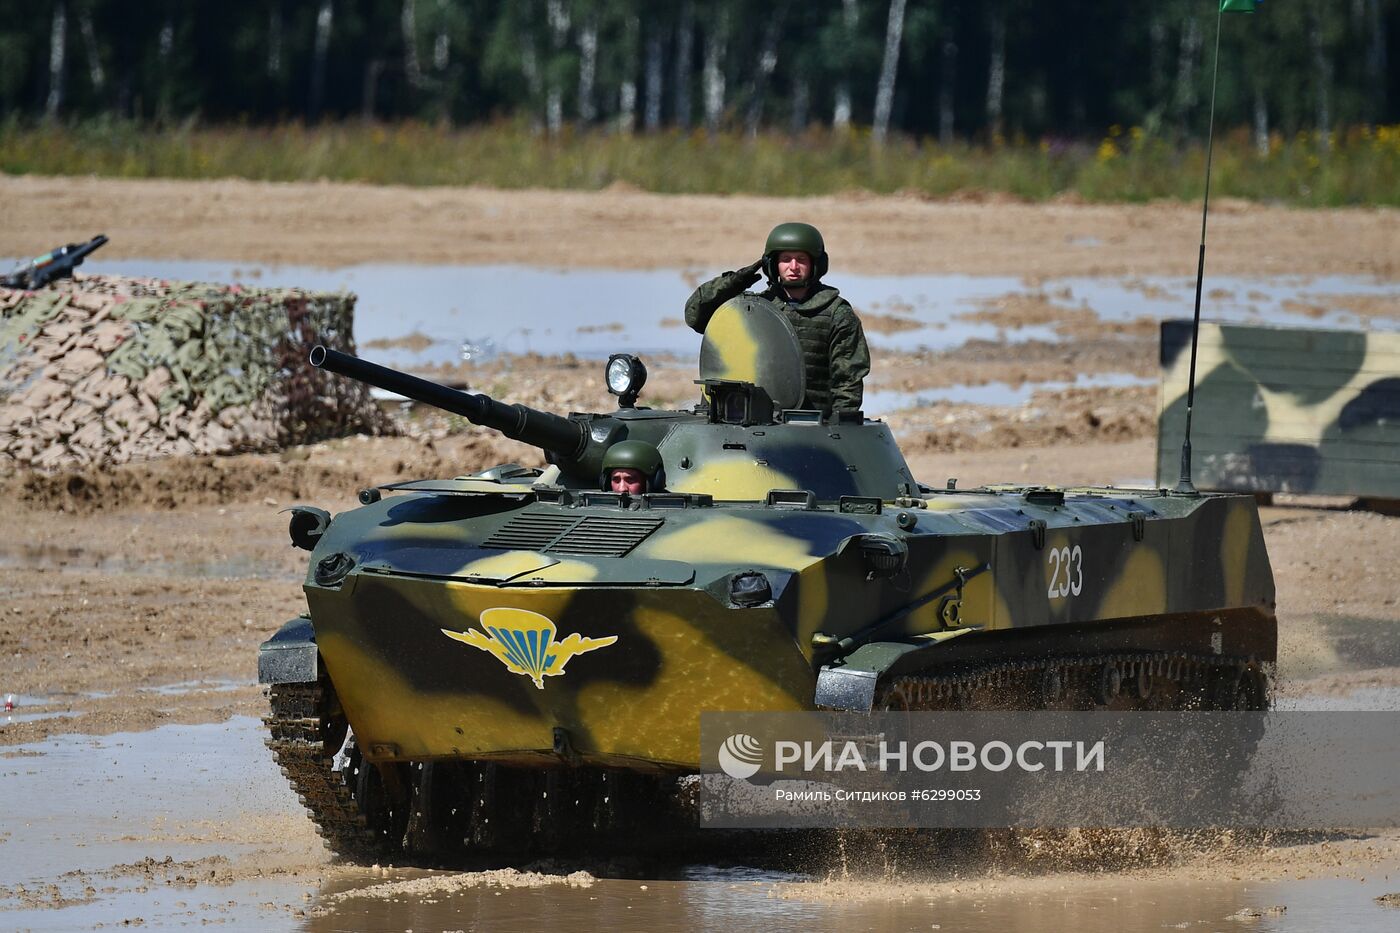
[274,304,1276,775]
[697,295,806,410]
[1158,320,1400,498]
[303,478,1274,771]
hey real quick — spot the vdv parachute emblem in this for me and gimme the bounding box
[442,608,617,689]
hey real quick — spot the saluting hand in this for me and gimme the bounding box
[736,258,765,286]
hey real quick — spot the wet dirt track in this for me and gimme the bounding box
[3,436,1400,930]
[4,715,1400,931]
[2,181,1400,929]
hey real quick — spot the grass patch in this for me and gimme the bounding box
[2,119,1398,207]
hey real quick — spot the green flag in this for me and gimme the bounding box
[1220,0,1258,12]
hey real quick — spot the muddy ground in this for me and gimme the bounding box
[2,180,1399,929]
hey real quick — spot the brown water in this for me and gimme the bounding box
[306,870,1400,933]
[2,715,1399,931]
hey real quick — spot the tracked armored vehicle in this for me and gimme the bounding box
[260,297,1276,859]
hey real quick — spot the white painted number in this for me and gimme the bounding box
[1046,545,1083,599]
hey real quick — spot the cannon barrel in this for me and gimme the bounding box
[310,346,587,460]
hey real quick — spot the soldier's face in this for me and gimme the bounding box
[777,251,813,284]
[609,467,647,495]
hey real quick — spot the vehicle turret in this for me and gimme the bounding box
[309,296,919,500]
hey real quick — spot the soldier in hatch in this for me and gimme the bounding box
[601,440,665,495]
[684,222,870,413]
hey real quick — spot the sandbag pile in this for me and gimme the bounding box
[0,274,391,469]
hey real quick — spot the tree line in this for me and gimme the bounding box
[2,1,1395,145]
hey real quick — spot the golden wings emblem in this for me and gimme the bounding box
[442,607,617,689]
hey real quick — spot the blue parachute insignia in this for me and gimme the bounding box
[442,608,618,689]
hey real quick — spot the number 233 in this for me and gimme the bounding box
[1047,545,1083,598]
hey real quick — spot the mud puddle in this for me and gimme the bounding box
[70,260,1397,368]
[864,371,1153,414]
[4,705,1400,930]
[1277,686,1400,711]
[306,869,1400,932]
[0,716,323,930]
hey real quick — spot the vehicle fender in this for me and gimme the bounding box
[258,616,319,685]
[813,631,974,711]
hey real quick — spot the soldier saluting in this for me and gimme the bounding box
[684,222,870,414]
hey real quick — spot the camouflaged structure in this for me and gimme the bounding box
[0,274,388,469]
[1157,321,1400,499]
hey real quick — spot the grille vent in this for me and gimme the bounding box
[482,513,664,557]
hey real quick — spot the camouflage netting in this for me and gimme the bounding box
[0,274,391,469]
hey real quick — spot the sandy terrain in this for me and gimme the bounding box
[2,424,1398,926]
[2,177,1398,927]
[3,174,1399,278]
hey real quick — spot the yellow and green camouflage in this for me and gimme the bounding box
[697,294,806,410]
[685,272,869,412]
[1157,320,1400,498]
[263,299,1277,859]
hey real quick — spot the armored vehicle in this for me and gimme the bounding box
[260,297,1275,859]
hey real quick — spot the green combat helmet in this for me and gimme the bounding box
[599,439,664,491]
[762,221,828,285]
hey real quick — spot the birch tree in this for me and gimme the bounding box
[618,13,640,133]
[545,0,569,135]
[644,19,663,130]
[985,2,1007,139]
[744,5,786,137]
[1173,12,1202,132]
[1308,7,1332,150]
[578,17,598,123]
[77,2,104,95]
[938,19,956,145]
[402,0,423,88]
[674,1,694,128]
[267,3,283,79]
[702,6,727,133]
[156,15,174,121]
[1253,88,1268,156]
[432,0,450,72]
[0,3,1395,141]
[790,77,809,131]
[309,0,334,121]
[45,0,67,118]
[872,0,906,145]
[832,0,859,129]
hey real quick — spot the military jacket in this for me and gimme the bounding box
[684,269,870,413]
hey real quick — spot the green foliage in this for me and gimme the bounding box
[1,1,1397,140]
[3,118,1397,206]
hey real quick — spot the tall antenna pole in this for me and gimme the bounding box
[1175,4,1226,496]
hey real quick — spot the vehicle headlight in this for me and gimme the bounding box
[605,353,648,406]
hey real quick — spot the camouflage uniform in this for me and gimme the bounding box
[684,268,870,413]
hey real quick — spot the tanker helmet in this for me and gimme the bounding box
[600,440,665,492]
[762,222,829,286]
